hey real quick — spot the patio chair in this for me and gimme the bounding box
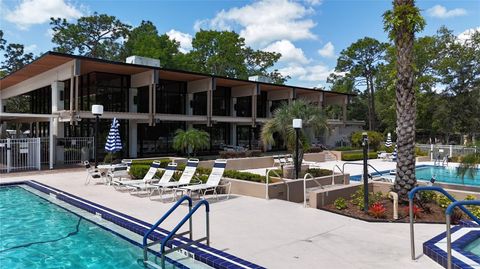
[148,158,200,201]
[112,161,161,190]
[178,159,231,200]
[127,162,178,195]
[84,161,105,185]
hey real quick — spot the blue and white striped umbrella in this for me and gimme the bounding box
[385,132,392,148]
[105,118,122,153]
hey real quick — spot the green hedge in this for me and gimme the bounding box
[305,168,332,177]
[341,152,378,161]
[129,165,166,179]
[223,170,266,183]
[131,159,170,167]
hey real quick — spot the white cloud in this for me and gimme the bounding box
[166,29,193,53]
[457,27,480,43]
[5,0,83,29]
[263,40,309,64]
[194,0,317,48]
[24,44,38,53]
[305,0,322,6]
[317,42,335,58]
[427,5,467,19]
[278,63,332,82]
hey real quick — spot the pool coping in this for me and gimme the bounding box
[1,180,265,269]
[423,221,480,269]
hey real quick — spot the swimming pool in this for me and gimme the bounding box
[0,182,263,269]
[464,238,480,257]
[0,185,203,268]
[416,166,480,187]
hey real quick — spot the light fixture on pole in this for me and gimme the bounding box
[362,132,369,212]
[91,105,104,168]
[292,118,302,179]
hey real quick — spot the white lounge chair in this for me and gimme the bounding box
[84,161,105,185]
[112,161,161,189]
[179,159,231,200]
[148,158,200,201]
[127,162,178,195]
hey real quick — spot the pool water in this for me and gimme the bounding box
[464,238,480,257]
[0,186,180,268]
[415,166,480,187]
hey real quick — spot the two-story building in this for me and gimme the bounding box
[0,52,363,166]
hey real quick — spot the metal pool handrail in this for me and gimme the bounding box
[142,196,193,266]
[445,200,480,269]
[266,168,289,201]
[341,162,382,180]
[303,173,314,208]
[159,199,210,268]
[408,186,480,260]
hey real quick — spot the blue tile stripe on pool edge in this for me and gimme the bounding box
[423,223,480,269]
[2,180,264,269]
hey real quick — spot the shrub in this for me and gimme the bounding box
[306,168,332,177]
[378,145,394,153]
[464,195,480,219]
[341,152,378,161]
[246,150,262,157]
[351,131,384,151]
[437,194,455,209]
[334,197,348,210]
[403,205,423,219]
[334,146,359,151]
[223,170,266,183]
[351,186,383,210]
[305,147,325,153]
[368,202,386,218]
[419,191,437,203]
[128,165,165,179]
[414,147,428,157]
[131,159,170,167]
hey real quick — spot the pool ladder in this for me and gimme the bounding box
[142,195,210,269]
[408,186,480,269]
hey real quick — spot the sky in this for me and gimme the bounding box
[0,0,479,88]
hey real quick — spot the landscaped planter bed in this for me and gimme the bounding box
[321,190,480,223]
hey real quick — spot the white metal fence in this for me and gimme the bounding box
[0,138,41,173]
[56,137,94,164]
[416,144,478,160]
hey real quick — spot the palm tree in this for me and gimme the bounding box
[172,128,210,157]
[383,0,425,199]
[261,99,327,173]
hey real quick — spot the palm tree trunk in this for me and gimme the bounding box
[393,0,417,200]
[369,75,376,130]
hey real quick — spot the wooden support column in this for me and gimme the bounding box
[73,59,80,126]
[252,83,259,127]
[207,77,215,127]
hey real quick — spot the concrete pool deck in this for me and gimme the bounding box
[1,169,444,268]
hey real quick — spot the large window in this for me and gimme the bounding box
[156,80,186,114]
[77,72,130,112]
[137,121,186,156]
[137,86,149,113]
[192,92,207,115]
[257,91,267,118]
[270,99,288,114]
[236,96,252,117]
[193,123,230,152]
[212,87,231,116]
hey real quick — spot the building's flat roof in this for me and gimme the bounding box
[0,51,355,97]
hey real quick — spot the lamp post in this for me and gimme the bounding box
[91,105,104,168]
[362,132,369,212]
[292,119,302,179]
